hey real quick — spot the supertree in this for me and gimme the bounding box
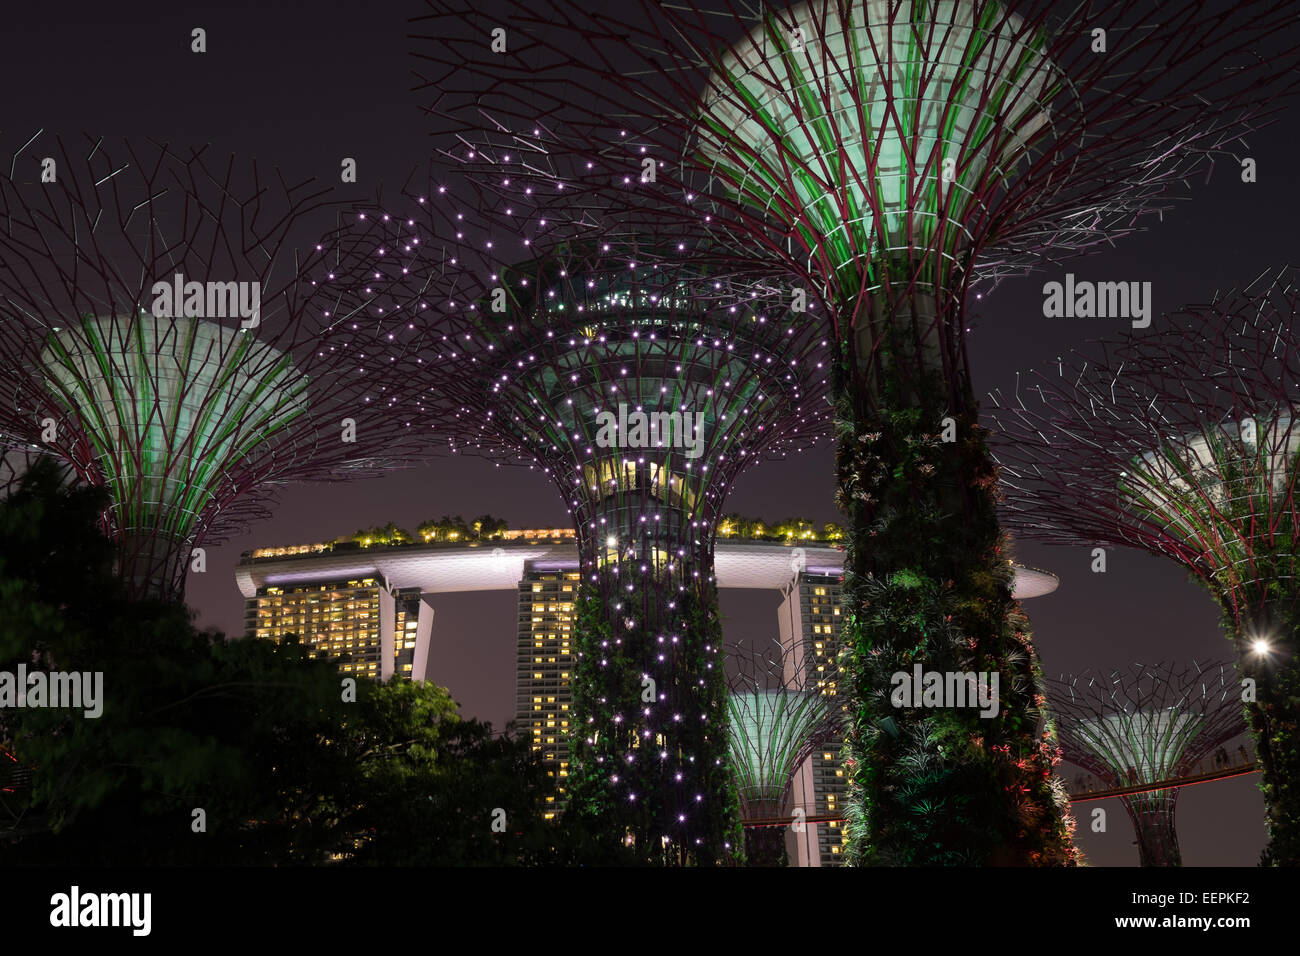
[1049,661,1247,867]
[0,134,424,601]
[988,266,1300,865]
[335,185,833,863]
[726,638,834,865]
[410,0,1299,864]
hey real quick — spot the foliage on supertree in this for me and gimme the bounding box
[1048,660,1247,867]
[725,638,834,865]
[409,0,1300,864]
[565,573,743,864]
[327,181,832,862]
[0,133,425,600]
[988,266,1300,865]
[836,514,1077,865]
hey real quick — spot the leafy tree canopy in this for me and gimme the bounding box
[0,460,577,865]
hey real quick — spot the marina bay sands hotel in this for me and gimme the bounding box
[236,529,1058,866]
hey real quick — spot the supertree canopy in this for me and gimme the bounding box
[1049,661,1247,867]
[0,134,424,600]
[36,316,308,595]
[693,0,1049,298]
[726,639,834,865]
[410,0,1299,864]
[988,266,1300,865]
[334,189,832,863]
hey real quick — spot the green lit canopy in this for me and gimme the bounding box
[40,314,309,544]
[727,687,830,815]
[698,0,1052,278]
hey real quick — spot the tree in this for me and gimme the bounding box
[345,709,612,865]
[351,522,414,546]
[469,514,509,540]
[416,515,471,543]
[774,517,816,541]
[0,461,575,865]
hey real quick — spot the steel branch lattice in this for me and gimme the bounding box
[726,638,836,821]
[411,0,1299,406]
[0,134,427,599]
[332,178,835,592]
[988,266,1300,621]
[1048,659,1246,865]
[329,170,835,861]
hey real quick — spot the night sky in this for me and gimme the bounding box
[4,0,1295,866]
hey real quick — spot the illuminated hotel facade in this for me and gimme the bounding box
[245,575,431,682]
[779,571,848,866]
[238,533,1057,860]
[517,567,579,819]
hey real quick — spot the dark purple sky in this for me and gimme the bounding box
[5,0,1294,865]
